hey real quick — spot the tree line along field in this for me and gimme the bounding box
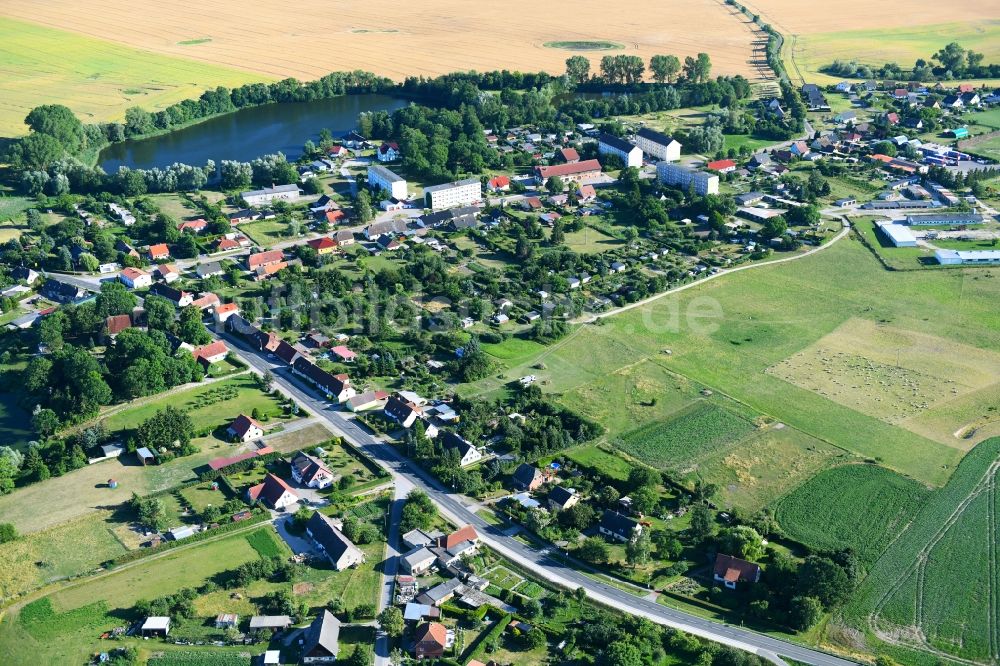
[842,437,1000,665]
[0,0,759,136]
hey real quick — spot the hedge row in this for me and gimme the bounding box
[461,613,511,662]
[104,509,270,567]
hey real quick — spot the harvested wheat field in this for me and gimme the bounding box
[744,0,997,35]
[0,0,758,87]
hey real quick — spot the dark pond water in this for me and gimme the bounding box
[99,94,408,172]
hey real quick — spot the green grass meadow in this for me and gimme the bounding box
[0,17,268,137]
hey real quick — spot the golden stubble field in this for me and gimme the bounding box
[743,0,998,35]
[0,0,760,82]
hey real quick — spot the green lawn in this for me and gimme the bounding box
[562,226,623,254]
[0,16,269,136]
[775,463,932,566]
[0,532,261,665]
[791,20,1000,86]
[463,237,999,486]
[564,444,635,481]
[238,218,301,247]
[0,195,32,224]
[101,375,288,435]
[0,511,128,600]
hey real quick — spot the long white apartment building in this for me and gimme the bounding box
[634,128,682,162]
[368,164,408,201]
[423,177,482,211]
[656,162,719,196]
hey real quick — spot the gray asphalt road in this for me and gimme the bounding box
[222,332,857,666]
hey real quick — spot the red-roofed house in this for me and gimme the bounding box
[148,243,170,261]
[247,473,299,510]
[192,292,221,311]
[192,340,229,366]
[958,83,975,94]
[326,209,347,225]
[377,142,400,162]
[328,145,348,158]
[706,159,736,174]
[576,184,597,202]
[156,264,180,283]
[413,622,448,659]
[215,237,241,252]
[438,525,479,551]
[487,175,510,192]
[885,112,900,125]
[119,267,152,289]
[713,553,761,589]
[227,414,264,442]
[105,314,132,339]
[330,345,357,362]
[308,237,338,255]
[178,219,208,233]
[247,250,284,271]
[535,159,601,185]
[559,147,580,163]
[213,302,240,324]
[254,262,287,280]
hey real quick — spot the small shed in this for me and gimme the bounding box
[263,651,281,665]
[136,447,156,465]
[141,616,171,636]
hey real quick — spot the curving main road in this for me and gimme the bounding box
[222,331,857,666]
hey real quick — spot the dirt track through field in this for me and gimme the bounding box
[0,0,759,80]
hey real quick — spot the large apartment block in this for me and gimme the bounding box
[598,133,643,168]
[634,128,682,162]
[368,164,408,201]
[656,162,719,196]
[423,178,482,210]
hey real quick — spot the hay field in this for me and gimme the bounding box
[768,318,1000,448]
[0,17,267,137]
[742,1,1000,84]
[744,0,997,35]
[0,0,757,96]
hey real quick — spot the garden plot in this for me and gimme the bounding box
[484,565,525,591]
[615,400,759,471]
[767,318,1000,445]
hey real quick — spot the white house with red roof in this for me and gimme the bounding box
[227,414,264,442]
[192,340,229,366]
[706,159,736,174]
[178,219,208,233]
[487,175,510,192]
[247,473,299,510]
[148,243,170,261]
[156,263,180,283]
[119,267,152,290]
[213,302,240,324]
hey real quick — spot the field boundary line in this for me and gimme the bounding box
[573,225,850,324]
